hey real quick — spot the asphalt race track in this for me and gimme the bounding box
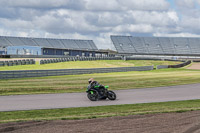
[1,83,200,112]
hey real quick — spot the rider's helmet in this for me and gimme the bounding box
[88,78,94,84]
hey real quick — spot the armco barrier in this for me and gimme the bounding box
[157,60,191,69]
[156,65,168,69]
[125,57,162,61]
[0,66,154,79]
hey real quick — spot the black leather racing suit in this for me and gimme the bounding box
[87,81,100,91]
[87,81,105,97]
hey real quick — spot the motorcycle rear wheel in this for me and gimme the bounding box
[87,91,99,101]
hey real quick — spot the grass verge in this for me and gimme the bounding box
[0,60,179,71]
[1,68,200,95]
[0,99,200,123]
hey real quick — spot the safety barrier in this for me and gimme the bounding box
[40,57,122,65]
[0,59,35,67]
[0,66,154,79]
[168,60,191,68]
[156,65,168,69]
[156,60,191,69]
[124,57,163,61]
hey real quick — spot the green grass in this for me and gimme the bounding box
[0,60,179,71]
[1,68,200,95]
[0,100,200,123]
[0,60,199,124]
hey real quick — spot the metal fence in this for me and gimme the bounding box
[0,59,35,67]
[0,66,154,79]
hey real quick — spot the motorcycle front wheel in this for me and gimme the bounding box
[107,91,116,100]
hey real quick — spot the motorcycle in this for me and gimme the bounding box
[86,85,116,101]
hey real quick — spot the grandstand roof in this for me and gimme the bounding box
[0,36,98,51]
[111,35,200,55]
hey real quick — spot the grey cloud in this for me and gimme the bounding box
[0,0,170,11]
[31,10,102,35]
[172,0,200,34]
[119,0,170,11]
[174,0,195,9]
[0,7,20,19]
[0,0,85,10]
[174,0,200,17]
[85,0,121,11]
[0,18,34,30]
[85,12,125,27]
[180,16,200,34]
[85,0,170,11]
[0,0,200,49]
[129,11,179,26]
[0,0,176,35]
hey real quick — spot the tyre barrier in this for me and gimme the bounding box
[156,60,191,69]
[190,60,200,62]
[40,57,122,65]
[0,59,36,67]
[168,60,191,68]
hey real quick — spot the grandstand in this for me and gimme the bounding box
[0,36,108,57]
[111,35,200,57]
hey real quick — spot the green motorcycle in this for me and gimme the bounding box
[86,85,116,101]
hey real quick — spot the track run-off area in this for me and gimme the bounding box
[1,83,200,112]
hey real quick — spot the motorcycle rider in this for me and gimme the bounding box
[88,78,99,89]
[87,78,105,96]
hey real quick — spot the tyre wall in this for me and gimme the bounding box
[157,60,191,69]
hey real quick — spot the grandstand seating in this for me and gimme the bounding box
[113,36,137,54]
[0,36,98,51]
[111,36,200,55]
[143,37,163,54]
[157,37,175,54]
[74,40,91,50]
[188,38,200,54]
[20,37,38,46]
[61,39,80,49]
[47,39,66,49]
[5,37,26,46]
[128,37,148,53]
[0,36,12,47]
[33,38,53,48]
[89,40,98,50]
[171,38,190,54]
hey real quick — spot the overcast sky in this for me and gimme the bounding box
[0,0,200,50]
